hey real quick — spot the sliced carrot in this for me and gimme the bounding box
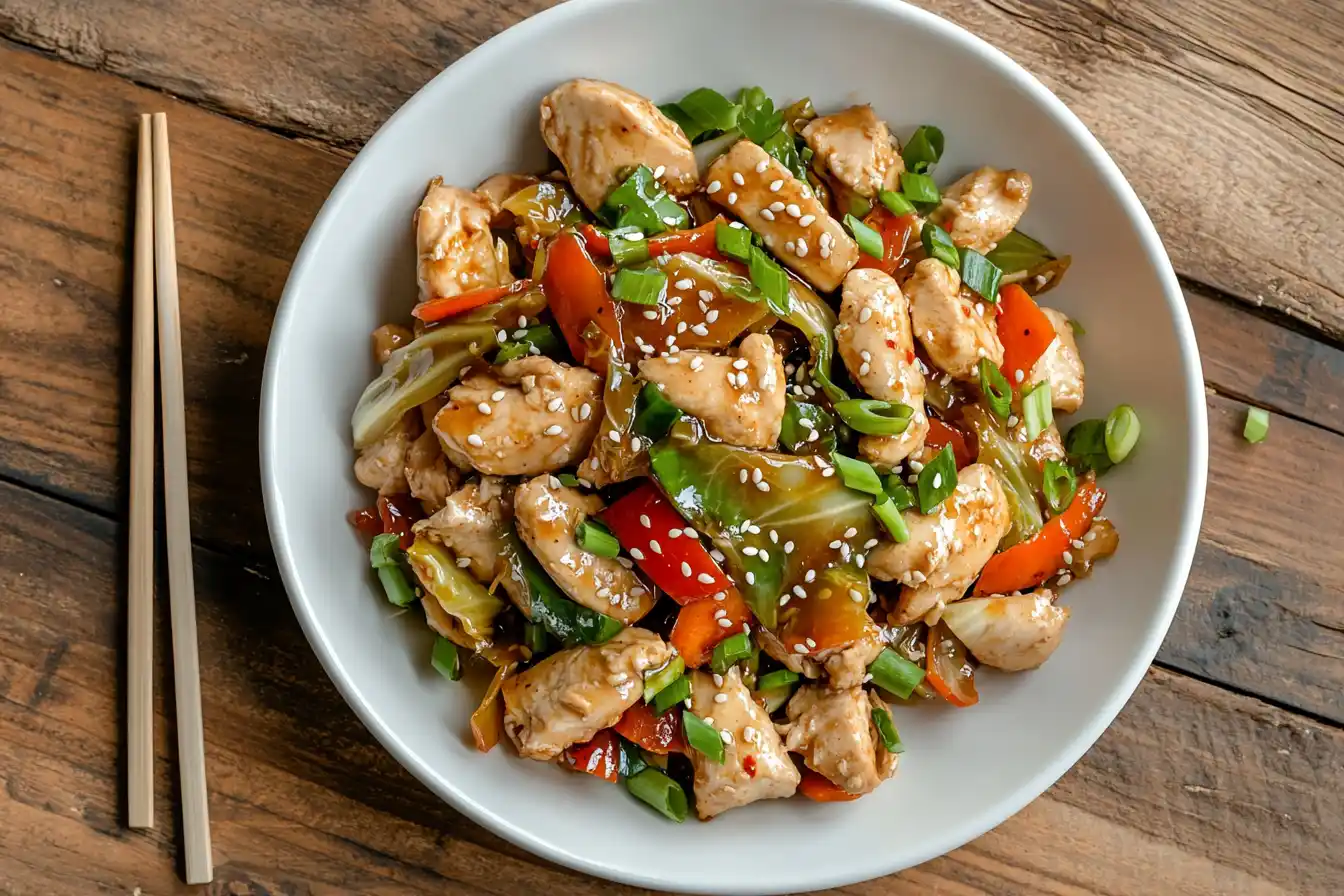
[798,769,861,802]
[613,702,685,754]
[411,279,532,323]
[581,219,725,262]
[973,480,1107,596]
[541,232,621,370]
[995,283,1057,392]
[670,588,752,668]
[564,729,620,783]
[925,418,975,470]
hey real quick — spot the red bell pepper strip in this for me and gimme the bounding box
[564,729,620,783]
[925,620,979,707]
[671,588,753,668]
[600,482,732,603]
[995,283,1057,392]
[853,208,914,277]
[541,231,621,370]
[376,494,422,549]
[973,480,1107,596]
[347,506,383,540]
[924,418,975,470]
[411,279,533,323]
[581,219,726,262]
[798,768,861,802]
[613,702,685,754]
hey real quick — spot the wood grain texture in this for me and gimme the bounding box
[1,479,1340,895]
[0,40,1341,726]
[0,0,1340,340]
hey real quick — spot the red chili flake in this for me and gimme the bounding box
[743,754,757,778]
[905,350,916,365]
[885,338,897,349]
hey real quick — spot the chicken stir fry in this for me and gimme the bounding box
[348,79,1132,823]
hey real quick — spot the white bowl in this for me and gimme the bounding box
[260,0,1208,891]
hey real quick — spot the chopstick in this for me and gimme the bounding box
[150,112,214,885]
[128,114,157,831]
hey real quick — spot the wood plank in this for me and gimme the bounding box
[1,39,1341,722]
[0,0,1341,340]
[1,479,1340,895]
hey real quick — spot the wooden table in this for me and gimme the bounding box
[1,1,1341,892]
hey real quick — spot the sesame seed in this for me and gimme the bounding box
[858,307,873,323]
[707,180,722,193]
[544,424,563,436]
[711,548,726,562]
[798,214,816,227]
[738,469,749,485]
[751,468,763,483]
[760,208,776,221]
[910,460,925,472]
[697,572,715,584]
[580,403,592,421]
[844,527,858,539]
[497,329,508,341]
[932,473,942,488]
[743,546,758,556]
[681,561,693,577]
[805,638,816,648]
[630,547,645,560]
[829,540,842,549]
[490,389,507,401]
[785,203,801,217]
[821,467,834,477]
[785,240,796,254]
[547,397,565,413]
[784,541,794,554]
[1072,539,1085,550]
[792,585,806,598]
[674,278,695,290]
[668,528,681,539]
[456,556,473,568]
[850,588,865,603]
[1007,415,1019,426]
[477,402,492,415]
[793,643,808,654]
[729,221,745,229]
[769,179,784,192]
[717,618,733,628]
[732,358,749,371]
[732,172,745,186]
[618,557,634,569]
[649,540,663,554]
[779,594,791,606]
[820,245,831,259]
[769,201,785,212]
[745,571,756,585]
[820,232,833,248]
[467,434,484,447]
[859,362,871,377]
[1014,369,1025,383]
[1062,551,1074,564]
[653,164,666,178]
[1058,573,1073,586]
[864,538,879,549]
[642,309,659,321]
[804,568,816,583]
[755,159,769,173]
[856,554,866,569]
[797,239,808,257]
[714,692,729,704]
[720,729,734,744]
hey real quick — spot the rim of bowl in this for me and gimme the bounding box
[260,0,1209,890]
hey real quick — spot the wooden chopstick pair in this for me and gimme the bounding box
[127,112,214,886]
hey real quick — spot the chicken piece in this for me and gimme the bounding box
[687,668,799,819]
[941,589,1068,671]
[474,172,540,227]
[513,476,655,624]
[502,629,671,761]
[639,333,785,449]
[801,105,904,201]
[867,463,1011,623]
[780,686,897,795]
[930,167,1032,253]
[434,357,602,477]
[404,429,459,513]
[353,411,418,495]
[705,141,858,292]
[1021,420,1067,468]
[906,258,1003,381]
[757,627,821,679]
[415,177,513,301]
[539,79,697,213]
[837,268,929,466]
[1027,308,1085,413]
[821,633,885,690]
[412,477,526,611]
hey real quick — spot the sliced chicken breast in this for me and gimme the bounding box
[1027,307,1085,413]
[353,411,418,495]
[906,258,1003,381]
[404,428,459,513]
[412,477,526,611]
[930,166,1032,253]
[801,104,904,200]
[416,177,513,301]
[781,686,897,795]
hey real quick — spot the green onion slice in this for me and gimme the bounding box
[377,565,416,607]
[748,247,792,317]
[871,494,910,543]
[369,533,403,569]
[1243,407,1270,444]
[755,669,800,692]
[652,674,692,715]
[831,452,885,496]
[978,358,1011,418]
[602,165,689,234]
[431,637,462,681]
[959,247,1003,303]
[900,171,940,205]
[715,221,753,262]
[871,705,904,753]
[681,711,726,764]
[634,382,684,441]
[920,220,959,269]
[916,444,957,514]
[710,632,753,674]
[844,213,884,259]
[1065,419,1115,476]
[577,518,621,558]
[1104,404,1141,462]
[833,398,913,436]
[901,125,945,174]
[609,230,651,267]
[555,473,583,487]
[883,475,917,511]
[868,648,926,699]
[1022,380,1053,441]
[643,656,687,703]
[1042,459,1077,515]
[611,267,667,306]
[625,767,689,822]
[496,325,562,364]
[878,190,916,217]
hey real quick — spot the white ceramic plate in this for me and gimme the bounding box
[260,0,1208,891]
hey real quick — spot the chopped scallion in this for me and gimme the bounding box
[715,221,753,262]
[611,267,667,306]
[959,246,1003,303]
[681,711,726,764]
[1022,380,1053,441]
[555,473,583,487]
[901,125,945,174]
[643,656,687,704]
[833,398,914,435]
[900,170,940,204]
[831,452,884,496]
[868,648,925,699]
[871,705,904,753]
[1243,407,1270,444]
[710,632,753,674]
[883,475,917,511]
[1042,459,1077,515]
[495,325,562,363]
[1105,404,1141,462]
[369,533,402,569]
[431,637,462,681]
[1065,419,1115,476]
[920,220,960,269]
[652,674,692,715]
[878,190,916,217]
[755,669,800,692]
[748,247,792,317]
[634,381,683,441]
[1068,318,1086,337]
[844,213,884,260]
[978,358,1012,418]
[871,494,910,543]
[602,165,688,234]
[609,231,651,267]
[370,533,417,607]
[625,767,688,822]
[577,518,621,558]
[916,444,957,514]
